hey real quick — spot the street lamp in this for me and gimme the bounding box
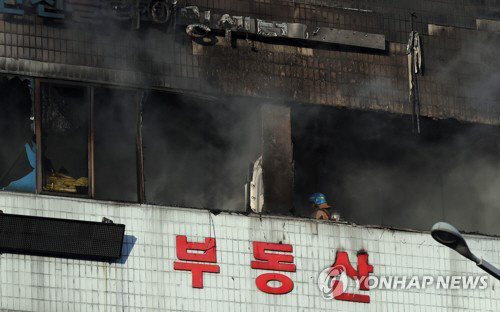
[431,222,500,281]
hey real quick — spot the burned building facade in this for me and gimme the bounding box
[1,0,500,311]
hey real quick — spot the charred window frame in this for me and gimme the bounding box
[11,77,261,211]
[37,81,90,196]
[34,79,144,202]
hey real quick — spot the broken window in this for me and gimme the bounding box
[142,91,261,211]
[5,76,261,209]
[0,77,36,193]
[93,87,138,202]
[292,105,500,236]
[41,82,89,194]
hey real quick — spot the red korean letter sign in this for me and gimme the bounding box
[329,251,373,303]
[173,235,220,288]
[251,242,297,295]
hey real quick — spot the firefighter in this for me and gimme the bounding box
[309,192,340,221]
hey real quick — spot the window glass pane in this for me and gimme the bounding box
[0,77,35,193]
[143,91,261,211]
[41,83,89,194]
[94,87,138,202]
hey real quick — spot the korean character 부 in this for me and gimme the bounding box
[173,235,220,288]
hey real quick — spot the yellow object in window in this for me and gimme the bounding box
[45,173,88,193]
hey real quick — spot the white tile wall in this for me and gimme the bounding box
[0,191,499,311]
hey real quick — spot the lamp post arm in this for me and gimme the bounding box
[477,259,500,281]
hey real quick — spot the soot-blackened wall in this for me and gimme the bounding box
[0,0,500,124]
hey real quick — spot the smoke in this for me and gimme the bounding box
[60,1,187,88]
[433,30,500,111]
[293,105,500,236]
[142,92,262,212]
[337,128,500,235]
[290,28,500,236]
[18,1,500,231]
[353,75,405,112]
[93,87,139,202]
[56,2,264,210]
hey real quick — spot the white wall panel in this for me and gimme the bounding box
[0,192,499,311]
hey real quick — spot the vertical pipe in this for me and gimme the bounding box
[89,86,95,198]
[34,79,42,193]
[136,90,145,203]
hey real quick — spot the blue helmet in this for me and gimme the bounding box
[308,192,328,205]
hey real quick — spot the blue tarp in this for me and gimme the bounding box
[2,142,36,192]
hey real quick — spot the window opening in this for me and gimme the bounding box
[41,83,89,194]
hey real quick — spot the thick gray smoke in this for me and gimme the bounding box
[10,1,499,233]
[292,105,500,236]
[291,28,500,236]
[336,124,500,235]
[0,1,265,211]
[69,20,180,84]
[56,4,264,211]
[142,94,262,212]
[434,30,500,112]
